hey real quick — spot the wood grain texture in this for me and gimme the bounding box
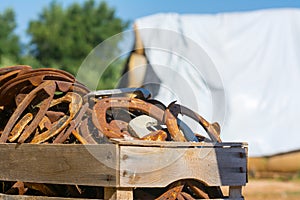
[0,193,243,200]
[229,186,243,198]
[0,141,247,199]
[104,187,133,200]
[119,145,247,187]
[133,24,144,55]
[0,193,95,200]
[0,143,117,186]
[112,139,247,148]
[127,53,147,88]
[0,191,244,200]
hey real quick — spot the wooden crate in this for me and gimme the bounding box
[0,140,248,200]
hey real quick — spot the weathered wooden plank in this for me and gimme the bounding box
[112,139,247,148]
[127,53,147,88]
[104,187,116,200]
[0,141,247,199]
[0,144,117,186]
[104,187,133,200]
[229,186,243,198]
[215,199,244,200]
[119,146,247,187]
[0,193,243,200]
[133,24,144,55]
[0,193,94,200]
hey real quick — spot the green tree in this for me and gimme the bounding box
[27,0,128,79]
[0,8,21,66]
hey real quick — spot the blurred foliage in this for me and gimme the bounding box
[97,57,126,89]
[27,0,129,89]
[0,56,16,68]
[0,1,129,90]
[0,8,21,67]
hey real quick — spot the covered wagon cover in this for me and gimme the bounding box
[127,9,300,156]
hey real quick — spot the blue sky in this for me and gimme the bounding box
[1,0,300,43]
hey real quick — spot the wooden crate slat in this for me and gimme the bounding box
[0,142,247,199]
[0,193,244,200]
[0,193,95,200]
[111,139,247,148]
[119,146,247,187]
[0,144,117,186]
[104,187,133,200]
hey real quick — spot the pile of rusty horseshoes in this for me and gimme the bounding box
[0,65,223,199]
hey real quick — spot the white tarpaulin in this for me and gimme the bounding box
[135,9,300,156]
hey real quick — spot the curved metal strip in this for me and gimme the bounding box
[92,97,185,141]
[168,103,221,143]
[0,81,56,143]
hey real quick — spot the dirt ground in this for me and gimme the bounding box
[240,179,300,200]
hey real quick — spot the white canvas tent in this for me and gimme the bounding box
[122,9,300,157]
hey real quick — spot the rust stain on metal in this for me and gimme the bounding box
[168,103,222,142]
[8,113,33,142]
[0,65,227,199]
